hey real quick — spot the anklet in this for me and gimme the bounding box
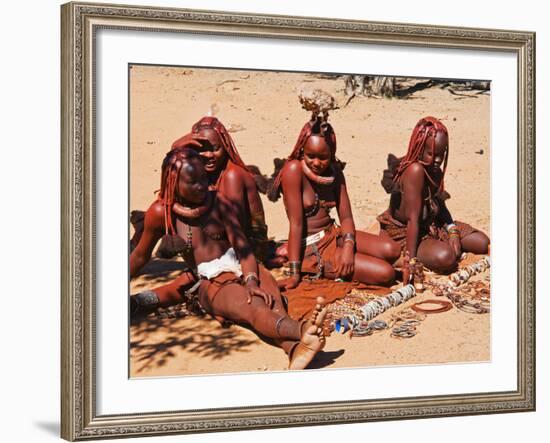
[275,316,287,338]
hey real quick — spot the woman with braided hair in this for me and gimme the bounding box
[130,115,271,275]
[130,148,327,370]
[377,116,490,273]
[268,115,400,290]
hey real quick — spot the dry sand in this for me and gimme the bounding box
[129,65,490,377]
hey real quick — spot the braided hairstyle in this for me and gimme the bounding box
[158,147,203,236]
[267,116,339,202]
[392,116,449,193]
[189,116,249,172]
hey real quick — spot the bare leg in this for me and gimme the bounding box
[258,265,296,354]
[461,231,490,254]
[150,271,197,306]
[417,238,457,274]
[130,271,196,319]
[209,284,301,339]
[289,298,328,370]
[210,287,327,368]
[355,230,401,264]
[334,249,396,285]
[258,265,286,315]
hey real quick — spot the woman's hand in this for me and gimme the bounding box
[449,237,462,259]
[172,133,208,150]
[449,236,462,259]
[336,242,355,279]
[277,274,301,290]
[245,280,273,307]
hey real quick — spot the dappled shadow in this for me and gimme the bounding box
[130,317,257,373]
[136,257,191,284]
[307,349,345,369]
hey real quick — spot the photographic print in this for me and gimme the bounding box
[128,65,491,377]
[62,3,535,439]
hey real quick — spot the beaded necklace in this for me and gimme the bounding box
[173,191,216,251]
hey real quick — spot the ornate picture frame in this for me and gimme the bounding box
[61,1,535,440]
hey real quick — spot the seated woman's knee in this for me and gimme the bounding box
[384,240,401,263]
[374,263,396,286]
[476,232,490,254]
[432,246,456,273]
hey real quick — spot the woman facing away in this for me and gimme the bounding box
[130,148,327,370]
[267,113,400,290]
[130,116,271,275]
[377,116,490,274]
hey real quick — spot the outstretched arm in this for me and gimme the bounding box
[220,167,248,229]
[129,200,165,278]
[402,163,425,258]
[171,133,208,150]
[438,199,461,258]
[335,170,356,278]
[281,161,305,288]
[438,199,454,227]
[220,194,273,307]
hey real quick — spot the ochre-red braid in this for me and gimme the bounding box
[392,116,449,193]
[191,116,249,172]
[269,117,337,201]
[158,148,201,236]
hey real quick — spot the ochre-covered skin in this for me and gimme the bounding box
[130,116,269,272]
[270,118,400,290]
[130,149,326,369]
[379,116,490,273]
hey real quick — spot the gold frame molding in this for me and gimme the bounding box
[61,1,536,440]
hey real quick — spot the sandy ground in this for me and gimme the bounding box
[129,65,490,377]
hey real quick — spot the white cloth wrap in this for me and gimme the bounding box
[196,247,243,280]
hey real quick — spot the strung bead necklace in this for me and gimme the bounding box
[173,191,216,251]
[304,192,320,217]
[301,159,337,218]
[183,223,227,252]
[304,191,337,218]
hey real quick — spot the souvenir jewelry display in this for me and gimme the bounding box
[427,256,491,314]
[329,284,416,335]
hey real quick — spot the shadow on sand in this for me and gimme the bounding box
[308,349,345,370]
[130,317,257,374]
[133,258,191,287]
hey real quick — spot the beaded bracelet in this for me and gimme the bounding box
[448,227,460,237]
[446,223,457,232]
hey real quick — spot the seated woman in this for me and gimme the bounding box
[130,148,327,370]
[377,116,490,274]
[130,116,271,275]
[267,114,400,289]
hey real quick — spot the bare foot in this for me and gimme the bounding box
[289,297,327,370]
[299,296,326,334]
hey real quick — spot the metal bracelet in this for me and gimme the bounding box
[342,232,355,245]
[391,329,417,339]
[369,320,388,330]
[287,261,302,275]
[244,272,259,284]
[135,290,160,307]
[275,316,286,338]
